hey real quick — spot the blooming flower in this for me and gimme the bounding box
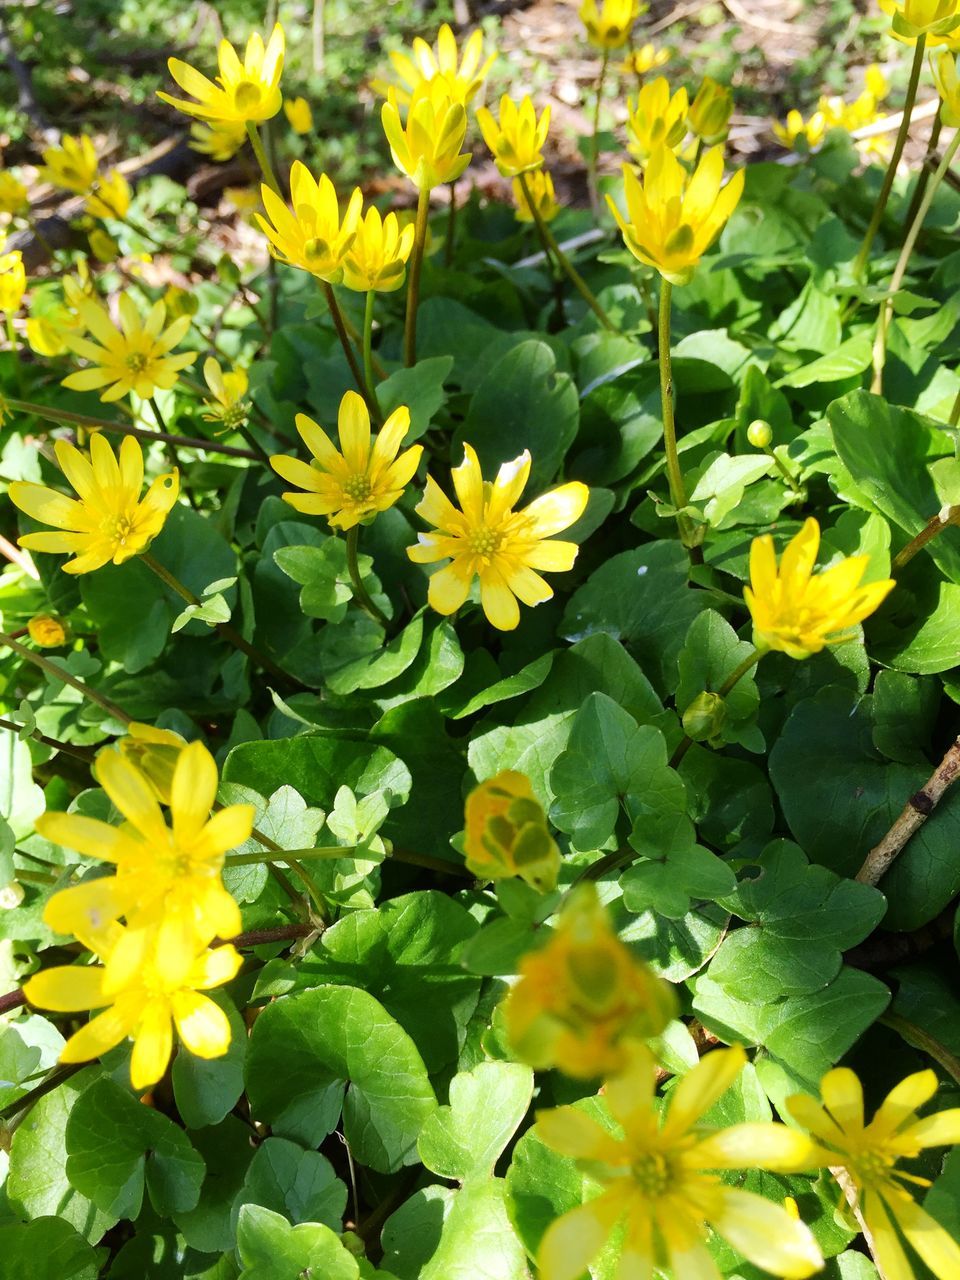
[342,206,415,292]
[381,81,471,191]
[202,356,249,429]
[85,169,131,220]
[512,169,561,223]
[503,885,676,1076]
[535,1045,824,1280]
[625,77,689,163]
[24,919,241,1091]
[271,390,421,531]
[688,76,734,144]
[0,249,25,315]
[158,24,285,125]
[0,170,28,216]
[114,721,187,803]
[40,135,99,195]
[476,94,550,178]
[189,120,248,162]
[464,771,561,891]
[880,0,960,39]
[619,43,670,76]
[61,293,197,402]
[579,0,642,49]
[608,144,744,285]
[788,1067,960,1280]
[772,107,827,150]
[744,517,895,659]
[408,445,588,630]
[8,434,179,575]
[371,22,495,106]
[27,614,69,647]
[283,95,313,133]
[255,161,363,281]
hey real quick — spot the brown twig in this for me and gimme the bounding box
[0,988,27,1017]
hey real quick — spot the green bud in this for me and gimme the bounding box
[747,418,773,449]
[682,691,727,741]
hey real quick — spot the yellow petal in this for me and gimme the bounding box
[171,740,218,844]
[130,1000,174,1090]
[427,560,475,614]
[692,1122,822,1173]
[662,1045,747,1139]
[538,1194,624,1280]
[24,964,107,1011]
[337,389,372,475]
[59,1004,136,1064]
[479,566,520,630]
[95,749,169,845]
[520,482,589,538]
[821,1066,864,1132]
[708,1187,823,1278]
[171,990,232,1058]
[888,1186,960,1279]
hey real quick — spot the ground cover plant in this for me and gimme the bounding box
[3,1,960,1277]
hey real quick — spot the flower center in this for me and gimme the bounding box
[468,527,502,557]
[343,473,373,503]
[630,1152,670,1197]
[854,1148,897,1182]
[108,514,136,547]
[234,80,263,112]
[125,351,150,373]
[304,237,331,264]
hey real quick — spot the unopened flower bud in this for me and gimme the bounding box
[682,690,726,742]
[110,722,188,803]
[28,614,69,647]
[688,76,734,144]
[747,418,773,449]
[464,770,561,892]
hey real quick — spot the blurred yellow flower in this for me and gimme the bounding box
[865,63,890,99]
[625,77,689,163]
[619,43,670,76]
[933,49,960,122]
[407,444,588,630]
[9,434,179,575]
[159,24,285,125]
[464,771,561,891]
[62,293,197,402]
[189,120,248,162]
[0,170,28,216]
[513,168,561,223]
[744,518,895,659]
[342,206,415,292]
[27,614,69,647]
[372,22,495,106]
[88,228,120,263]
[579,0,643,49]
[202,356,249,428]
[86,169,131,220]
[880,0,960,39]
[256,161,363,281]
[0,249,26,314]
[772,107,827,150]
[536,1046,824,1280]
[26,303,81,357]
[788,1068,960,1280]
[477,93,550,177]
[688,76,734,144]
[283,95,313,134]
[381,81,471,191]
[114,721,187,804]
[40,134,99,195]
[272,390,421,531]
[503,885,675,1076]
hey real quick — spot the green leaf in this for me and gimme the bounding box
[230,1137,347,1232]
[418,1062,534,1181]
[380,1186,455,1280]
[220,783,326,903]
[879,581,960,674]
[688,453,774,526]
[622,901,728,982]
[245,985,436,1171]
[775,333,872,388]
[378,356,455,442]
[0,1217,102,1279]
[676,610,761,751]
[677,743,774,849]
[327,617,424,695]
[621,836,736,919]
[171,592,231,632]
[171,993,246,1128]
[417,1178,530,1280]
[173,1117,253,1254]
[223,737,411,813]
[235,1205,358,1280]
[871,670,939,764]
[273,540,353,623]
[445,652,555,721]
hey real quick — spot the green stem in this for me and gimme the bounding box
[658,279,699,558]
[852,34,927,280]
[225,844,358,867]
[345,525,390,629]
[518,171,615,331]
[765,445,804,497]
[322,281,378,420]
[5,315,17,352]
[588,49,610,217]
[0,630,131,725]
[444,179,457,267]
[0,716,96,763]
[245,121,282,197]
[362,289,383,419]
[669,646,764,768]
[404,186,431,367]
[904,108,944,228]
[881,1012,960,1086]
[951,386,960,428]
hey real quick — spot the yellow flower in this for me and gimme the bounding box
[688,76,734,144]
[85,170,131,220]
[788,1067,960,1280]
[0,250,26,315]
[371,23,495,107]
[407,445,588,631]
[865,63,890,100]
[342,206,416,292]
[27,614,69,647]
[0,170,28,216]
[202,356,249,428]
[933,49,960,123]
[579,0,643,49]
[61,293,197,402]
[189,120,248,161]
[8,434,179,575]
[625,77,689,163]
[114,722,187,804]
[284,95,313,133]
[744,517,895,660]
[512,169,561,223]
[158,23,285,125]
[381,81,471,191]
[88,228,120,263]
[880,0,960,39]
[271,390,421,531]
[40,135,99,195]
[619,43,671,76]
[607,145,744,285]
[255,161,363,281]
[24,920,241,1091]
[25,304,81,357]
[535,1046,824,1280]
[476,93,550,178]
[464,771,561,891]
[772,108,827,150]
[503,885,676,1077]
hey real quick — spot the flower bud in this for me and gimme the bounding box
[27,614,69,647]
[681,690,727,742]
[688,76,733,144]
[110,722,188,803]
[464,770,561,892]
[747,418,773,449]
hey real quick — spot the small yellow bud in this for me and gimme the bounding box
[464,771,561,892]
[27,614,69,648]
[747,419,773,449]
[688,76,734,145]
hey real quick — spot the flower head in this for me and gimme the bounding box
[504,885,676,1077]
[372,23,495,107]
[625,77,689,163]
[271,390,421,531]
[933,49,960,124]
[464,771,561,891]
[342,206,416,292]
[189,120,248,161]
[619,43,671,76]
[9,434,179,575]
[61,293,197,402]
[0,250,25,315]
[284,95,313,134]
[255,161,363,281]
[202,356,249,429]
[27,614,69,647]
[772,107,827,150]
[85,170,131,220]
[608,145,744,284]
[476,94,550,178]
[688,76,734,144]
[115,721,188,803]
[513,169,561,223]
[744,517,895,659]
[381,81,471,191]
[579,0,643,49]
[0,170,28,216]
[535,1046,824,1280]
[40,135,99,195]
[788,1068,960,1280]
[880,0,960,39]
[159,24,284,124]
[408,445,588,630]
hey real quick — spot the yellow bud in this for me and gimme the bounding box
[110,722,188,804]
[27,614,69,647]
[465,771,561,892]
[688,76,734,144]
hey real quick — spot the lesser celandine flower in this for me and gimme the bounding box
[255,161,362,280]
[0,170,28,216]
[772,107,827,150]
[535,1045,824,1280]
[788,1067,960,1280]
[381,81,471,191]
[158,24,285,125]
[342,207,416,293]
[0,249,25,314]
[202,356,249,429]
[503,885,675,1078]
[40,134,99,195]
[8,434,179,575]
[26,305,80,357]
[189,120,247,162]
[85,169,131,220]
[271,390,421,531]
[579,0,642,49]
[625,77,689,163]
[114,721,187,804]
[62,293,197,402]
[407,445,588,631]
[619,43,670,76]
[512,169,561,223]
[880,0,960,39]
[744,518,895,659]
[283,95,313,134]
[27,614,68,647]
[372,22,495,107]
[476,94,550,177]
[933,49,960,123]
[688,75,734,144]
[464,771,561,891]
[608,144,744,285]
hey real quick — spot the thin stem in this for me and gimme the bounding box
[669,646,764,768]
[225,844,358,867]
[853,35,927,280]
[362,289,383,419]
[658,279,699,557]
[243,821,329,916]
[245,121,282,197]
[322,281,378,418]
[0,988,27,1016]
[518,171,615,331]
[892,504,960,570]
[904,108,944,228]
[228,922,314,948]
[0,630,131,724]
[404,186,431,367]
[345,526,390,628]
[588,49,610,217]
[0,716,96,763]
[149,396,167,432]
[881,1012,960,1086]
[444,179,457,267]
[766,446,804,498]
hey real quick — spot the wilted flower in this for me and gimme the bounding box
[372,22,495,106]
[342,206,416,292]
[40,135,99,195]
[688,76,734,144]
[62,293,197,402]
[625,77,689,163]
[512,168,561,223]
[189,120,248,161]
[381,80,471,191]
[283,95,313,133]
[202,356,249,429]
[464,771,561,891]
[255,161,363,281]
[27,614,69,648]
[158,24,285,125]
[0,250,26,315]
[476,94,550,177]
[579,0,643,49]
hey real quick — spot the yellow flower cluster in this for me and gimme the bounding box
[371,22,495,107]
[773,65,892,158]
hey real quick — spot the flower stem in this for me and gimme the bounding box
[852,34,927,281]
[872,126,960,393]
[658,279,699,559]
[892,504,960,571]
[669,646,764,768]
[444,179,457,267]
[245,121,282,198]
[518,171,615,331]
[951,386,960,428]
[362,289,383,419]
[322,281,379,421]
[588,48,609,217]
[904,108,944,228]
[0,716,96,763]
[404,186,431,367]
[225,844,357,866]
[345,525,390,629]
[0,630,131,725]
